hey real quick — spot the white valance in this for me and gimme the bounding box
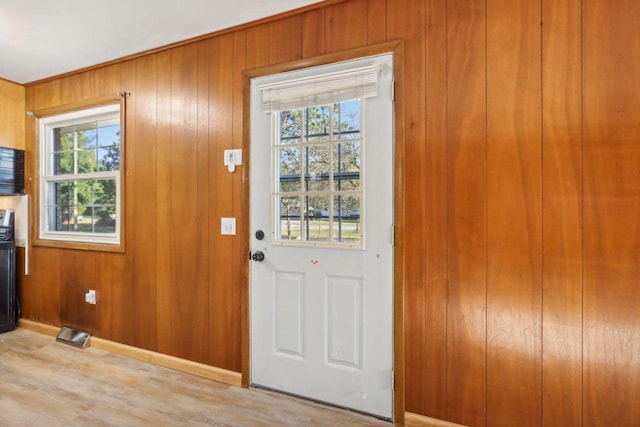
[258,65,379,112]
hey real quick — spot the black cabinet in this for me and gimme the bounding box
[0,241,15,333]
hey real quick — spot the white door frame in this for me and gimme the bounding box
[241,40,405,424]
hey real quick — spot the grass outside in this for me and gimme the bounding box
[280,218,361,243]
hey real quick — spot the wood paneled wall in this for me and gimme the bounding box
[0,78,25,149]
[18,0,640,425]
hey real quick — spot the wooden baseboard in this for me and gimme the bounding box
[18,319,242,387]
[405,412,467,427]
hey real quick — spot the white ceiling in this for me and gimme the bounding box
[0,0,322,84]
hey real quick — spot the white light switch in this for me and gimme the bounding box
[221,217,236,235]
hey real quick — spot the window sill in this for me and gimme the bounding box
[32,237,125,253]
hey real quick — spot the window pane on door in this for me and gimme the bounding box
[278,196,302,241]
[306,195,330,242]
[274,101,363,248]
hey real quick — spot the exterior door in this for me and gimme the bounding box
[249,54,394,419]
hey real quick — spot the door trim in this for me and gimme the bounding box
[241,40,405,424]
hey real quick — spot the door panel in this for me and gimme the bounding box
[250,53,394,419]
[274,271,304,357]
[327,275,362,368]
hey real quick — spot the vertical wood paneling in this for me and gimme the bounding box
[60,250,97,330]
[424,0,449,419]
[446,0,487,425]
[208,34,236,370]
[195,39,212,361]
[229,31,247,372]
[0,79,25,149]
[95,253,126,341]
[324,0,368,52]
[245,24,270,70]
[386,0,430,416]
[367,0,387,44]
[155,49,174,356]
[486,0,542,425]
[269,16,302,64]
[541,0,583,425]
[302,9,326,58]
[168,44,208,361]
[21,248,61,324]
[129,54,159,351]
[583,0,640,425]
[117,59,137,347]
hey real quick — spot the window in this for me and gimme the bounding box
[275,100,363,246]
[38,103,122,247]
[258,62,379,248]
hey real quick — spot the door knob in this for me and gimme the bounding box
[252,251,265,262]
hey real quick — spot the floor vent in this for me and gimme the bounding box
[56,326,91,348]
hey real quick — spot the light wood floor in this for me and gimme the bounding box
[0,328,389,426]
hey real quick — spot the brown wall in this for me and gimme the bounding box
[0,78,25,149]
[19,0,640,426]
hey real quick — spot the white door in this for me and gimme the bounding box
[250,54,394,419]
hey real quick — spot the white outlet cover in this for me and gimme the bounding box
[221,217,236,235]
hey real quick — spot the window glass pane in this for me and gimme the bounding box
[53,152,74,175]
[333,141,360,191]
[278,196,302,241]
[48,206,71,231]
[97,147,120,171]
[97,120,120,148]
[51,117,120,175]
[334,142,361,172]
[305,195,330,242]
[53,128,74,152]
[74,180,92,206]
[335,179,360,191]
[93,179,117,206]
[279,110,302,144]
[76,126,97,150]
[306,145,330,192]
[77,149,97,173]
[306,105,330,142]
[70,206,92,232]
[333,100,361,140]
[50,181,71,206]
[45,178,117,234]
[278,147,301,192]
[94,206,116,233]
[273,100,363,248]
[332,195,361,244]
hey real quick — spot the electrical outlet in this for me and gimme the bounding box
[85,290,96,305]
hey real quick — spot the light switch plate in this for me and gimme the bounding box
[223,149,242,166]
[221,217,236,235]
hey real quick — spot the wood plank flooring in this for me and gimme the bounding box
[0,328,389,426]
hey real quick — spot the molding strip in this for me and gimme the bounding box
[405,412,467,427]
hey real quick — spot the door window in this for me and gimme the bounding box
[274,100,363,248]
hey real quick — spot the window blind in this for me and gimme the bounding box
[258,65,379,112]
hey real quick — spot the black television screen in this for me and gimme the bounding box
[0,148,24,195]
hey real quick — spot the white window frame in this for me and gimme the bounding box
[38,104,122,246]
